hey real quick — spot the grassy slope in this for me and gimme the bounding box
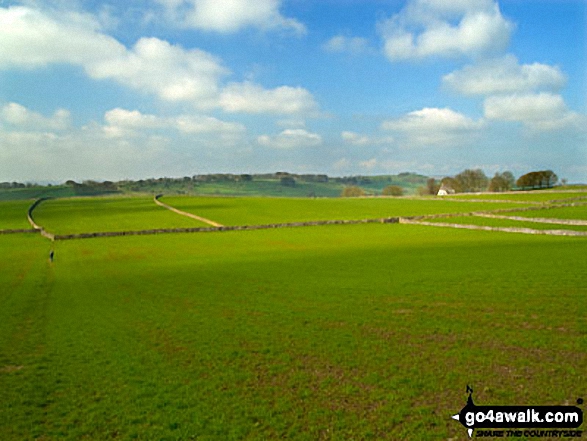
[32,197,210,235]
[162,196,530,226]
[445,191,587,203]
[1,226,586,440]
[427,215,587,231]
[504,205,587,220]
[0,200,34,230]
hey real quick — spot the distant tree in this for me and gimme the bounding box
[455,169,489,193]
[561,178,568,186]
[426,178,440,195]
[65,180,78,186]
[240,174,253,182]
[502,171,515,190]
[341,186,365,197]
[280,176,296,187]
[488,172,513,192]
[516,170,558,189]
[382,185,404,196]
[440,176,462,193]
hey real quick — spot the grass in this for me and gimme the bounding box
[32,196,210,235]
[0,200,35,230]
[161,196,531,227]
[503,204,587,220]
[1,222,586,440]
[426,215,587,231]
[445,190,587,203]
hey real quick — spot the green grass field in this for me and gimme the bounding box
[445,190,587,203]
[1,194,586,440]
[503,205,587,220]
[161,196,531,226]
[426,215,587,232]
[32,197,209,235]
[0,200,35,230]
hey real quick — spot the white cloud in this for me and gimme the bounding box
[154,0,306,35]
[219,82,318,115]
[341,131,394,146]
[483,93,586,131]
[103,108,245,141]
[88,37,227,105]
[332,157,352,172]
[1,102,71,131]
[258,129,322,149]
[443,55,567,95]
[0,104,250,181]
[379,0,514,61]
[0,6,318,115]
[323,36,371,54]
[0,7,225,106]
[381,107,484,146]
[359,158,378,170]
[0,6,125,68]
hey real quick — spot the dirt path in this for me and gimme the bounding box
[154,195,224,227]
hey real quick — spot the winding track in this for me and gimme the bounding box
[153,194,223,227]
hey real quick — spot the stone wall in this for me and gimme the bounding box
[52,217,401,240]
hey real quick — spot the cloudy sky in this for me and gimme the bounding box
[1,0,585,183]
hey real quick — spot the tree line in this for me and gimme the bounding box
[419,169,559,195]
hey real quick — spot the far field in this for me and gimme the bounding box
[1,190,586,440]
[0,200,35,230]
[32,196,209,235]
[160,196,531,226]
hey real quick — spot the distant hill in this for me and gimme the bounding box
[0,173,428,200]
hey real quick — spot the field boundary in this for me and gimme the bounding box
[154,194,224,227]
[27,198,55,241]
[25,196,587,241]
[474,213,587,226]
[0,228,39,235]
[49,217,401,240]
[399,218,587,236]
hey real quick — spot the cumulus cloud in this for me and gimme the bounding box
[219,82,318,115]
[0,7,225,105]
[381,107,484,146]
[88,38,227,105]
[0,6,318,115]
[258,129,322,149]
[443,55,567,95]
[0,6,124,68]
[323,36,371,54]
[341,131,393,146]
[154,0,305,35]
[1,102,71,131]
[0,103,249,180]
[483,93,585,131]
[103,108,245,141]
[379,0,514,61]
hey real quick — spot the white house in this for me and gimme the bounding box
[437,185,455,196]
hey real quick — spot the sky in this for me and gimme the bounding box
[0,0,585,183]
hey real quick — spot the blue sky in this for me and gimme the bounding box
[0,0,585,183]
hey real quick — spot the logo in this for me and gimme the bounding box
[452,386,584,438]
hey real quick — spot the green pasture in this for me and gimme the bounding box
[426,215,587,232]
[0,200,33,230]
[32,197,209,235]
[1,223,586,440]
[504,204,587,220]
[161,196,531,226]
[445,190,587,203]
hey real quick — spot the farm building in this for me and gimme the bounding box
[437,185,456,196]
